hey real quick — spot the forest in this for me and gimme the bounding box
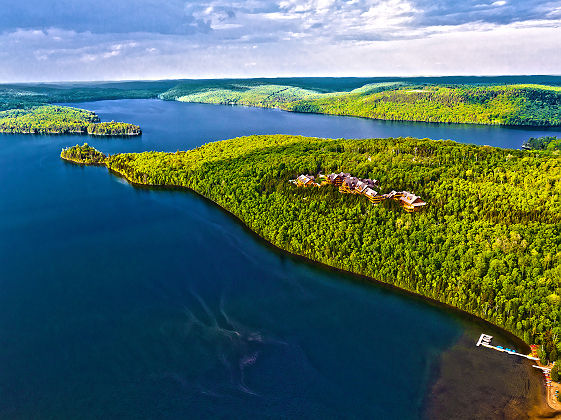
[2,77,561,127]
[523,136,561,152]
[0,106,140,136]
[0,106,98,134]
[61,143,106,164]
[172,83,561,126]
[62,135,561,363]
[87,121,141,136]
[0,81,173,111]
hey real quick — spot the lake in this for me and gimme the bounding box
[0,99,551,419]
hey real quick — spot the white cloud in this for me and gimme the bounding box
[361,0,417,28]
[547,6,561,17]
[1,0,561,81]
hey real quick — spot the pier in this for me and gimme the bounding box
[477,334,561,410]
[475,334,539,361]
[532,365,551,372]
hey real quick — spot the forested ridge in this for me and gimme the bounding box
[87,121,141,136]
[290,84,561,126]
[0,106,99,134]
[3,76,561,111]
[172,83,561,126]
[2,79,561,128]
[0,106,141,136]
[62,135,561,361]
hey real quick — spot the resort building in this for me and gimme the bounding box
[292,172,426,212]
[355,180,371,195]
[326,172,350,186]
[397,192,426,212]
[294,174,318,187]
[386,190,403,200]
[364,188,385,204]
[340,176,360,194]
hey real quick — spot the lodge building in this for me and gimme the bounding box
[397,192,426,212]
[326,172,349,187]
[294,174,319,187]
[291,172,426,212]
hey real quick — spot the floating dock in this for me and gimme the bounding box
[475,333,540,361]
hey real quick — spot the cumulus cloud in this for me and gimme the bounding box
[0,0,560,81]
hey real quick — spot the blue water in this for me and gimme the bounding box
[0,99,542,419]
[70,99,561,152]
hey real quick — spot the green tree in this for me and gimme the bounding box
[550,362,559,382]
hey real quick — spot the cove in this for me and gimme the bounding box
[0,99,550,418]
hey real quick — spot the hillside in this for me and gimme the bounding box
[289,84,561,126]
[168,84,322,108]
[61,135,561,361]
[168,83,561,126]
[2,78,561,127]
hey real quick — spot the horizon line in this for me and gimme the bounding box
[3,74,561,85]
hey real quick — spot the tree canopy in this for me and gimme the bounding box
[63,135,561,360]
[0,106,140,136]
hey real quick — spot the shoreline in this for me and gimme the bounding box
[106,164,561,418]
[83,158,532,351]
[424,333,557,420]
[172,98,561,129]
[61,153,561,418]
[1,131,141,136]
[60,156,106,166]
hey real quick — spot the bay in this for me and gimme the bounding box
[0,99,550,419]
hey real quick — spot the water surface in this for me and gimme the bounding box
[0,99,546,419]
[71,99,561,152]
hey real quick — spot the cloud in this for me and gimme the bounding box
[412,0,560,27]
[0,0,560,81]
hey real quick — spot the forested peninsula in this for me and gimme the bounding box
[61,135,561,362]
[0,106,141,136]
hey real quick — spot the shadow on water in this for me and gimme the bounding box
[107,166,550,420]
[111,172,530,348]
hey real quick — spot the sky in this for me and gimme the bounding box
[0,0,560,82]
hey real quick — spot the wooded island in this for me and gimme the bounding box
[0,105,141,136]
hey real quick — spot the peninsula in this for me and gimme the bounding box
[0,105,141,136]
[61,135,561,364]
[522,135,561,152]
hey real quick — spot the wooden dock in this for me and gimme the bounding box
[475,333,540,361]
[532,365,552,372]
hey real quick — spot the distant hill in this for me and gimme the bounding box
[2,76,561,126]
[167,82,561,126]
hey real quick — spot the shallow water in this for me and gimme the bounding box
[0,99,547,419]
